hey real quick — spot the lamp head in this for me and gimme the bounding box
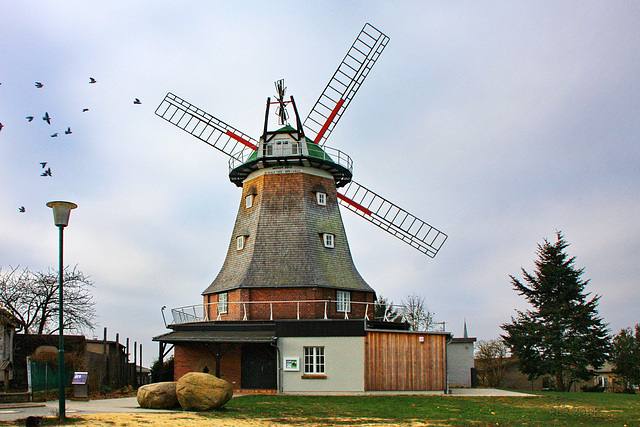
[46,201,78,227]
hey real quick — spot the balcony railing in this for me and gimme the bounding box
[228,144,353,174]
[168,300,445,332]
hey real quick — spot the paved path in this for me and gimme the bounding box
[0,397,173,423]
[449,388,536,397]
[0,389,535,422]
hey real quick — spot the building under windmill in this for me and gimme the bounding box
[153,24,451,393]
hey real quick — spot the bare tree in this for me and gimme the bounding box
[0,266,97,334]
[400,293,435,331]
[475,339,509,388]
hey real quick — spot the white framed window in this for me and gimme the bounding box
[245,194,254,209]
[218,292,228,314]
[265,139,300,156]
[236,235,246,251]
[336,290,351,313]
[316,192,327,206]
[323,233,334,248]
[303,346,325,374]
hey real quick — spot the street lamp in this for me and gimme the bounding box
[46,201,77,420]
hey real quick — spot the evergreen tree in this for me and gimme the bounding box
[611,325,640,392]
[150,355,174,382]
[372,296,400,322]
[501,232,610,391]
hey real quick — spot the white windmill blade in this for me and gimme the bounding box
[156,92,258,160]
[337,180,447,257]
[303,23,389,146]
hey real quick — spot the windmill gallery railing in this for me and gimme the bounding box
[169,300,445,332]
[228,143,353,175]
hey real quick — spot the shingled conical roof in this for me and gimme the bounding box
[203,165,373,295]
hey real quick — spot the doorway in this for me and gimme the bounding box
[241,343,277,389]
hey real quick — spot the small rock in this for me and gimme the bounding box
[136,381,179,409]
[176,372,233,411]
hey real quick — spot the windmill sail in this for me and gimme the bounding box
[155,92,258,160]
[338,180,447,257]
[303,23,389,146]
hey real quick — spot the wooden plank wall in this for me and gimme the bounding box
[365,331,446,391]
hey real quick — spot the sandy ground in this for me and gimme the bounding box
[51,413,436,426]
[66,413,277,426]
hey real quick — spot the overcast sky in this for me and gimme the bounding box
[2,1,639,367]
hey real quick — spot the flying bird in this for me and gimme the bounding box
[133,98,141,104]
[41,168,52,177]
[82,108,89,112]
[40,162,47,168]
[89,77,97,84]
[26,116,34,122]
[51,133,58,138]
[65,127,72,135]
[43,112,51,124]
[19,206,25,213]
[0,123,3,132]
[35,82,43,88]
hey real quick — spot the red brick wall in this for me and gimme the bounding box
[174,343,242,387]
[204,287,375,321]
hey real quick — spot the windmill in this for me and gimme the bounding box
[156,23,447,260]
[154,25,452,391]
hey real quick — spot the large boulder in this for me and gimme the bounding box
[176,372,233,411]
[137,381,179,409]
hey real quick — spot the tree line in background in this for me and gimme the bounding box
[0,265,97,335]
[610,325,640,392]
[372,293,438,331]
[477,232,639,392]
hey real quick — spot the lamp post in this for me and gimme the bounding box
[46,201,77,421]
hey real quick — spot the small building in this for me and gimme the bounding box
[84,336,132,390]
[10,332,145,393]
[447,335,477,388]
[1,308,20,390]
[155,317,449,394]
[487,356,618,392]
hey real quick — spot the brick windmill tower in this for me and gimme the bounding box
[155,24,450,393]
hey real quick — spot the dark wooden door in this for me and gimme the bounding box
[241,343,277,389]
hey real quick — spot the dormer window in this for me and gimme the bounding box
[323,233,335,248]
[316,192,327,206]
[245,194,254,209]
[237,235,246,251]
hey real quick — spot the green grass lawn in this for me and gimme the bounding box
[202,391,640,426]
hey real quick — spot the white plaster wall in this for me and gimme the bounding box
[447,342,474,387]
[279,336,365,394]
